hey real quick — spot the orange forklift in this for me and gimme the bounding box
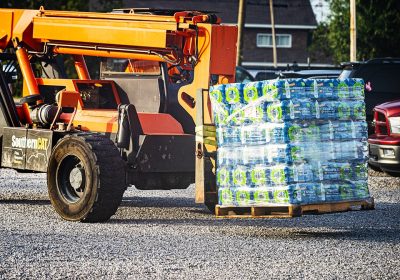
[0,7,237,221]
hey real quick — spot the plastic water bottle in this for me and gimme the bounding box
[272,186,292,204]
[357,140,369,160]
[319,121,367,141]
[216,166,231,187]
[242,145,268,165]
[266,100,316,122]
[232,165,249,187]
[241,124,267,145]
[352,180,370,199]
[350,78,365,100]
[228,103,245,126]
[317,141,335,162]
[335,79,351,100]
[210,84,230,126]
[266,164,294,185]
[261,79,290,101]
[224,83,243,104]
[316,79,336,100]
[317,101,336,120]
[292,163,315,183]
[315,161,353,181]
[318,101,351,120]
[234,187,252,206]
[217,126,242,146]
[289,143,317,163]
[296,183,324,204]
[265,164,314,185]
[293,99,317,120]
[267,144,292,164]
[218,187,234,206]
[241,102,266,124]
[351,121,368,139]
[209,84,225,104]
[266,101,293,122]
[321,183,338,202]
[249,165,268,186]
[302,122,320,142]
[333,140,367,161]
[337,101,351,120]
[339,183,355,200]
[265,123,301,143]
[332,141,357,161]
[331,121,354,140]
[287,79,306,99]
[287,123,305,142]
[352,161,368,181]
[217,147,228,166]
[217,146,240,166]
[350,101,366,120]
[305,79,318,99]
[318,121,332,141]
[243,82,261,104]
[253,187,271,205]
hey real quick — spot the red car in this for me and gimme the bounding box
[368,100,400,175]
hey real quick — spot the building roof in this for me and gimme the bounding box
[122,0,317,27]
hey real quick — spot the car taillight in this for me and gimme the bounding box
[374,111,389,135]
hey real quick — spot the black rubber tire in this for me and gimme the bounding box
[47,134,126,222]
[383,171,400,177]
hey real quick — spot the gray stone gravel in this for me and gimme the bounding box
[0,168,399,280]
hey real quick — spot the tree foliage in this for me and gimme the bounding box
[310,0,400,63]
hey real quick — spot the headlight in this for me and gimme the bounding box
[389,117,400,134]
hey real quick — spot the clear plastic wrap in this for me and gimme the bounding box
[210,78,369,207]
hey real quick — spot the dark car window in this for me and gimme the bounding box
[351,64,400,125]
[235,67,254,83]
[359,65,400,94]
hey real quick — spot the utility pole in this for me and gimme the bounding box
[236,0,246,66]
[269,0,278,68]
[350,0,356,61]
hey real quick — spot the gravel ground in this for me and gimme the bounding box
[0,168,399,280]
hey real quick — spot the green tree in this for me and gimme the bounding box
[310,0,400,63]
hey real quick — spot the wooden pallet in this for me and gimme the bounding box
[215,197,375,218]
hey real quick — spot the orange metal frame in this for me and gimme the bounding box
[0,7,238,135]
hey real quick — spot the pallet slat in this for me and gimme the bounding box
[215,197,375,218]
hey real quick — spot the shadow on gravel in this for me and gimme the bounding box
[112,198,400,242]
[109,215,400,242]
[121,196,196,208]
[0,199,50,205]
[292,228,400,242]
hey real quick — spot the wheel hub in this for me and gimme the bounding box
[69,167,84,191]
[57,155,86,203]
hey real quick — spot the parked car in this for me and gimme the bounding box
[368,99,400,175]
[279,69,341,79]
[340,58,400,134]
[235,66,255,83]
[254,70,279,81]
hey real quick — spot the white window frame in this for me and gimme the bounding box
[256,33,292,48]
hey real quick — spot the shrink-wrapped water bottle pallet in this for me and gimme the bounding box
[215,197,374,218]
